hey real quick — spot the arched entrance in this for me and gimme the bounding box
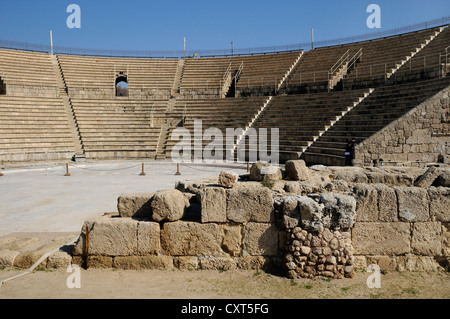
[115,76,128,97]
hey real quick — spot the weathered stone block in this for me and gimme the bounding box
[200,187,227,223]
[198,257,237,270]
[73,216,139,257]
[174,256,199,270]
[353,184,378,222]
[249,161,282,182]
[235,256,277,270]
[160,221,224,256]
[414,166,440,187]
[285,160,310,181]
[352,222,411,255]
[221,225,242,257]
[428,187,450,222]
[280,195,301,229]
[242,223,278,256]
[411,222,442,255]
[373,184,398,222]
[0,250,19,268]
[114,256,173,270]
[394,187,429,222]
[442,223,450,256]
[47,250,72,269]
[151,189,190,222]
[137,221,161,255]
[366,256,397,272]
[227,187,274,223]
[117,193,154,218]
[396,256,441,272]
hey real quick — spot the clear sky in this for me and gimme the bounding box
[0,0,448,52]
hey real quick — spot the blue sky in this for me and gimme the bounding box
[0,0,448,52]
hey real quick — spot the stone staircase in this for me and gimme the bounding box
[386,27,445,79]
[50,54,85,161]
[172,59,185,98]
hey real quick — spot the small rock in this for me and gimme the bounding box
[218,171,238,188]
[300,246,311,255]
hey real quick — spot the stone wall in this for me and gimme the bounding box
[67,162,449,278]
[355,86,450,167]
[6,85,58,98]
[71,185,281,271]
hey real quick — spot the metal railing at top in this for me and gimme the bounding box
[177,50,450,97]
[0,16,448,58]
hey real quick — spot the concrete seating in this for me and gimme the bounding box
[0,96,75,163]
[303,76,450,166]
[71,99,168,159]
[58,55,179,99]
[0,49,59,97]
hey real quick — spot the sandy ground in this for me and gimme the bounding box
[1,161,449,301]
[0,267,448,299]
[0,160,247,236]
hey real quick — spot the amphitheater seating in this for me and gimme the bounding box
[0,96,75,162]
[1,24,449,164]
[58,55,179,98]
[71,99,168,159]
[0,49,58,95]
[303,76,450,166]
[165,97,267,157]
[392,26,450,80]
[285,27,442,93]
[247,89,370,157]
[180,52,301,98]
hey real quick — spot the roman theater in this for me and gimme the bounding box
[0,16,449,295]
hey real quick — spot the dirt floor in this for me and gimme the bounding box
[0,267,448,299]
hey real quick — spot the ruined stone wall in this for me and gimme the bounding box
[355,86,450,167]
[68,163,449,278]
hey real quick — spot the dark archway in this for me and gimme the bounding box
[115,76,128,97]
[0,76,5,95]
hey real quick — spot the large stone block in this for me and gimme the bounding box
[394,187,429,222]
[352,222,411,255]
[353,184,378,222]
[114,256,173,270]
[396,256,441,272]
[443,223,450,256]
[137,221,161,255]
[242,223,278,256]
[117,193,154,218]
[414,166,441,187]
[160,221,224,256]
[428,187,450,222]
[151,189,190,222]
[373,184,398,222]
[249,161,282,182]
[200,187,227,223]
[411,222,442,256]
[221,225,242,257]
[285,160,310,181]
[227,187,274,223]
[73,216,139,257]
